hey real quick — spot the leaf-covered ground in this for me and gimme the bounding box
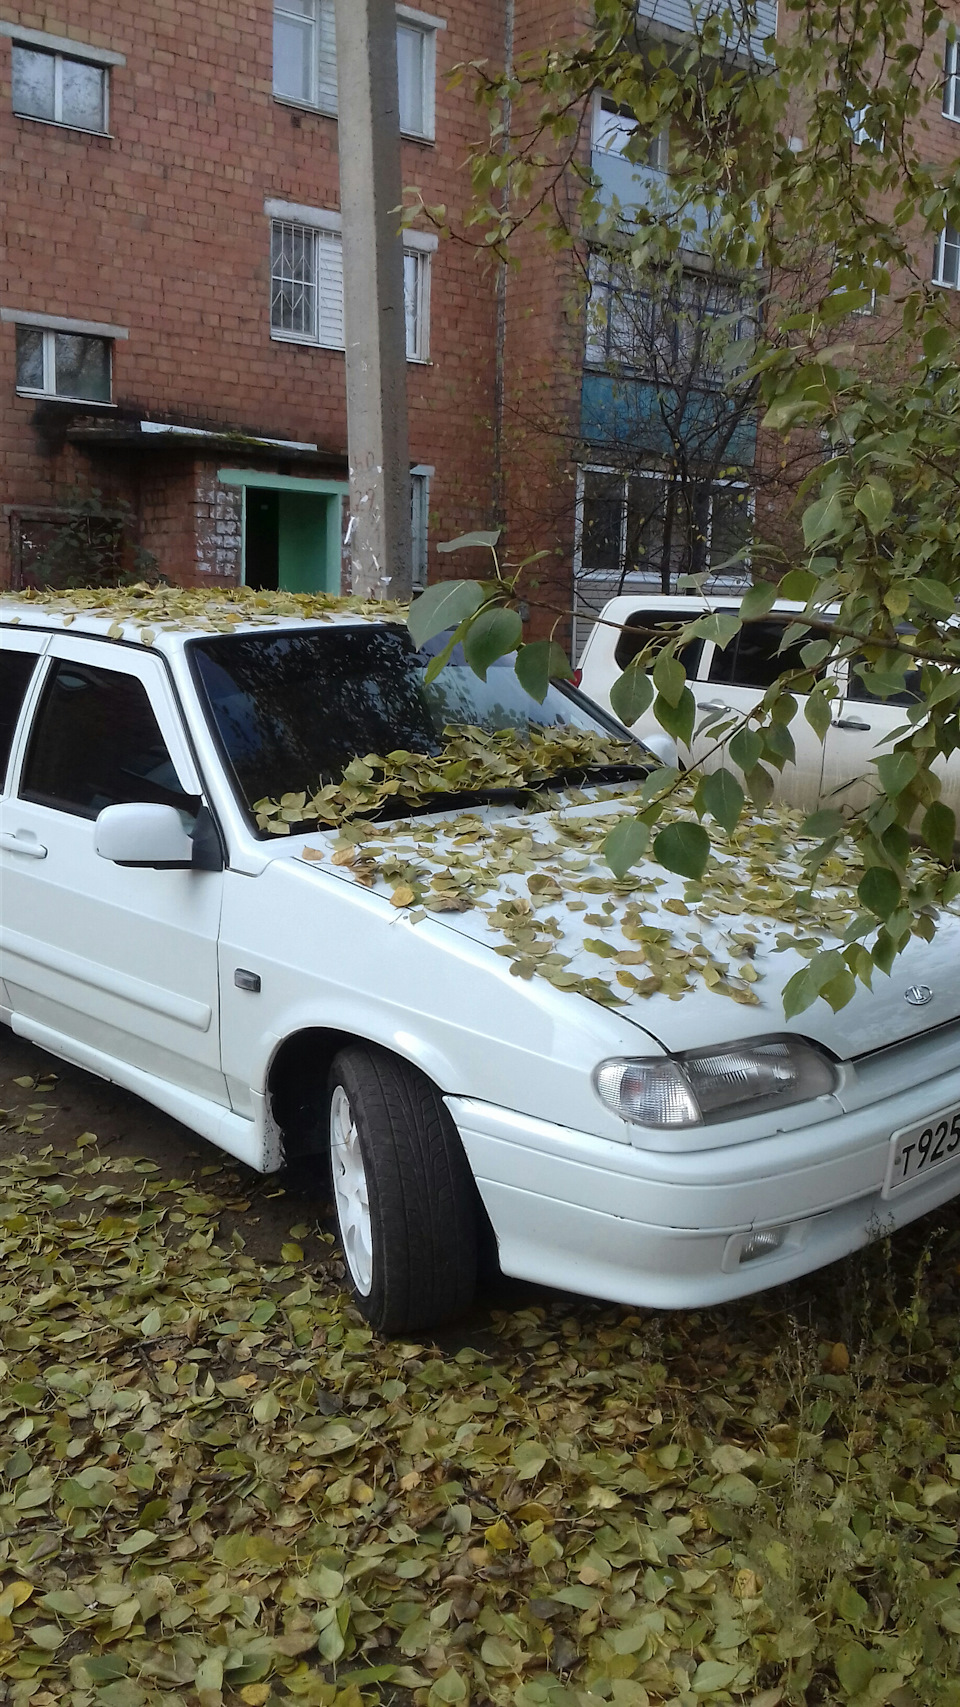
[1,1073,959,1707]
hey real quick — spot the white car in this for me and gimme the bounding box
[1,595,959,1334]
[577,594,945,814]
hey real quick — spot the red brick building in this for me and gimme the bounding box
[0,0,511,597]
[2,2,959,634]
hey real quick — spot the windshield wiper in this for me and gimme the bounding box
[531,761,651,791]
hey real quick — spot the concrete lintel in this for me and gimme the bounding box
[219,469,348,495]
[1,307,129,339]
[395,5,447,29]
[0,21,126,65]
[264,198,342,232]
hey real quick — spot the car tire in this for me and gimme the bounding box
[326,1045,479,1335]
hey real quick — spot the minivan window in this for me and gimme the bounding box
[847,659,922,708]
[708,620,819,690]
[20,660,194,819]
[613,609,705,678]
[0,650,39,789]
[190,624,638,831]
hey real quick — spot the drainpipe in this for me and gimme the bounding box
[493,0,515,529]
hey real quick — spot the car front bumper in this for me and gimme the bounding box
[445,1063,960,1307]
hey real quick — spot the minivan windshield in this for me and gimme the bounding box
[189,622,645,833]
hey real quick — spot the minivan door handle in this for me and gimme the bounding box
[697,699,729,712]
[833,716,871,732]
[0,830,48,859]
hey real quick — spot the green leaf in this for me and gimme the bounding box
[858,866,901,919]
[744,763,775,807]
[603,816,650,879]
[700,769,744,833]
[652,651,686,706]
[875,750,918,797]
[923,324,954,364]
[463,607,523,680]
[922,801,957,862]
[835,1641,876,1696]
[801,808,843,840]
[728,727,763,773]
[913,577,956,617]
[804,688,833,742]
[436,530,501,552]
[653,822,710,880]
[514,639,574,703]
[654,685,696,747]
[853,476,894,533]
[739,580,777,621]
[408,580,484,649]
[609,663,654,726]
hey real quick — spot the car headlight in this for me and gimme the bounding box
[594,1035,839,1128]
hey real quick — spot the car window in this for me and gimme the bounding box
[708,619,819,691]
[613,609,705,678]
[20,660,196,820]
[847,658,922,708]
[0,650,40,789]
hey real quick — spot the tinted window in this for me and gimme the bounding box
[0,650,39,787]
[613,608,705,677]
[847,659,922,708]
[21,661,194,819]
[709,620,817,690]
[190,624,631,831]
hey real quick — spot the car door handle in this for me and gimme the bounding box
[697,699,729,712]
[833,717,871,732]
[0,831,48,859]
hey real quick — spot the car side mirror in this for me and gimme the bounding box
[95,803,198,869]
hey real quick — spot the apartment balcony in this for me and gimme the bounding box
[634,0,778,62]
[581,372,757,466]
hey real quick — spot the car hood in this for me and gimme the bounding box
[291,788,960,1061]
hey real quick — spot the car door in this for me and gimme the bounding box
[0,628,51,1013]
[691,618,827,811]
[0,636,228,1105]
[818,657,955,811]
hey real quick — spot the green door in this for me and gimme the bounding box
[243,490,340,594]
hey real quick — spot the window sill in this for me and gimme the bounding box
[271,93,434,143]
[14,110,111,138]
[269,330,345,351]
[17,389,116,408]
[931,277,959,291]
[942,109,960,124]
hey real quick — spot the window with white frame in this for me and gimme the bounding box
[944,37,960,121]
[11,43,108,132]
[592,93,668,168]
[272,0,440,139]
[577,466,751,589]
[269,213,433,358]
[585,254,755,384]
[933,220,960,288]
[15,325,112,402]
[410,465,432,590]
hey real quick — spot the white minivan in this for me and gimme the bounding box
[2,593,960,1335]
[577,594,942,814]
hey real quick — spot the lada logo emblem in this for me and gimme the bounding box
[904,985,934,1006]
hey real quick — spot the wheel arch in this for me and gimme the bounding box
[266,1025,453,1162]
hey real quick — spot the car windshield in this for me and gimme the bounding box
[189,622,644,833]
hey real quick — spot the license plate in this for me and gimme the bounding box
[883,1104,960,1196]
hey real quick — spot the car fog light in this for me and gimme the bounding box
[739,1227,787,1264]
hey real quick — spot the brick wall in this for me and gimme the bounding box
[0,0,509,588]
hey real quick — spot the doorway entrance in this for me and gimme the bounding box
[219,469,348,595]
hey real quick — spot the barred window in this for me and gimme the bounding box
[270,218,431,358]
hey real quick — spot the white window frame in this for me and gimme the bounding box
[266,202,434,360]
[933,220,960,289]
[4,26,117,134]
[12,325,113,404]
[944,36,960,122]
[272,1,443,140]
[411,464,433,590]
[572,463,752,653]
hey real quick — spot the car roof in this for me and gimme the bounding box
[0,588,406,656]
[596,593,838,619]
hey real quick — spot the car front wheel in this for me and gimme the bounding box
[326,1045,479,1334]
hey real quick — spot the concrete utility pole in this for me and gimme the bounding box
[335,0,412,599]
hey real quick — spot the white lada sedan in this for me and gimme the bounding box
[1,595,959,1334]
